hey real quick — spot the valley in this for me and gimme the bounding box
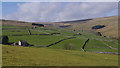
[1,15,119,66]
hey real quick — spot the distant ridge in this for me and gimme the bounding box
[55,19,92,23]
[1,19,30,23]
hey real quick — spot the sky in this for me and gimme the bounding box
[2,2,119,22]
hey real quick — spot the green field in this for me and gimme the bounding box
[2,45,118,66]
[2,24,119,66]
[2,25,118,52]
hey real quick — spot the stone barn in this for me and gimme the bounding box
[18,40,29,46]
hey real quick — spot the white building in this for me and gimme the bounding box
[18,41,22,46]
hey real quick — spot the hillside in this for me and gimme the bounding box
[56,16,118,39]
[2,19,32,27]
[2,18,119,66]
[2,45,118,66]
[2,16,118,39]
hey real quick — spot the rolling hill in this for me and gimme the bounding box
[1,15,118,39]
[1,16,119,66]
[1,19,32,27]
[55,16,118,39]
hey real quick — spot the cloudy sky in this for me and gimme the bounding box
[2,2,119,22]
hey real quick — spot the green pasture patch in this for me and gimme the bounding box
[85,39,108,47]
[2,25,27,29]
[30,30,49,34]
[49,38,87,51]
[8,35,66,46]
[2,30,28,35]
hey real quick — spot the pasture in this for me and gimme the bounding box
[2,24,119,66]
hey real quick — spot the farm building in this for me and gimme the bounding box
[77,33,82,35]
[18,40,29,46]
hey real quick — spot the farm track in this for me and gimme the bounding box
[100,40,117,50]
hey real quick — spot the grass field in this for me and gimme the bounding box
[2,18,119,66]
[2,25,118,52]
[2,45,118,66]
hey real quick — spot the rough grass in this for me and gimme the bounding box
[2,45,118,66]
[2,20,32,27]
[65,16,118,38]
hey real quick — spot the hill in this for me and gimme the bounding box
[55,16,118,39]
[1,19,32,27]
[2,16,118,39]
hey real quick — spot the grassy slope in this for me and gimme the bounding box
[59,16,118,38]
[49,38,86,51]
[2,18,119,66]
[2,20,32,27]
[2,16,118,38]
[2,45,118,66]
[2,25,118,52]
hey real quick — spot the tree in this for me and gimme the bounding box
[97,32,102,36]
[92,25,105,29]
[2,36,9,44]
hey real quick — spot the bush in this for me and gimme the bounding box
[63,43,76,50]
[2,36,9,44]
[92,25,105,29]
[97,32,102,36]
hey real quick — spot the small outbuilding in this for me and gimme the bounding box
[77,33,82,35]
[18,40,29,46]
